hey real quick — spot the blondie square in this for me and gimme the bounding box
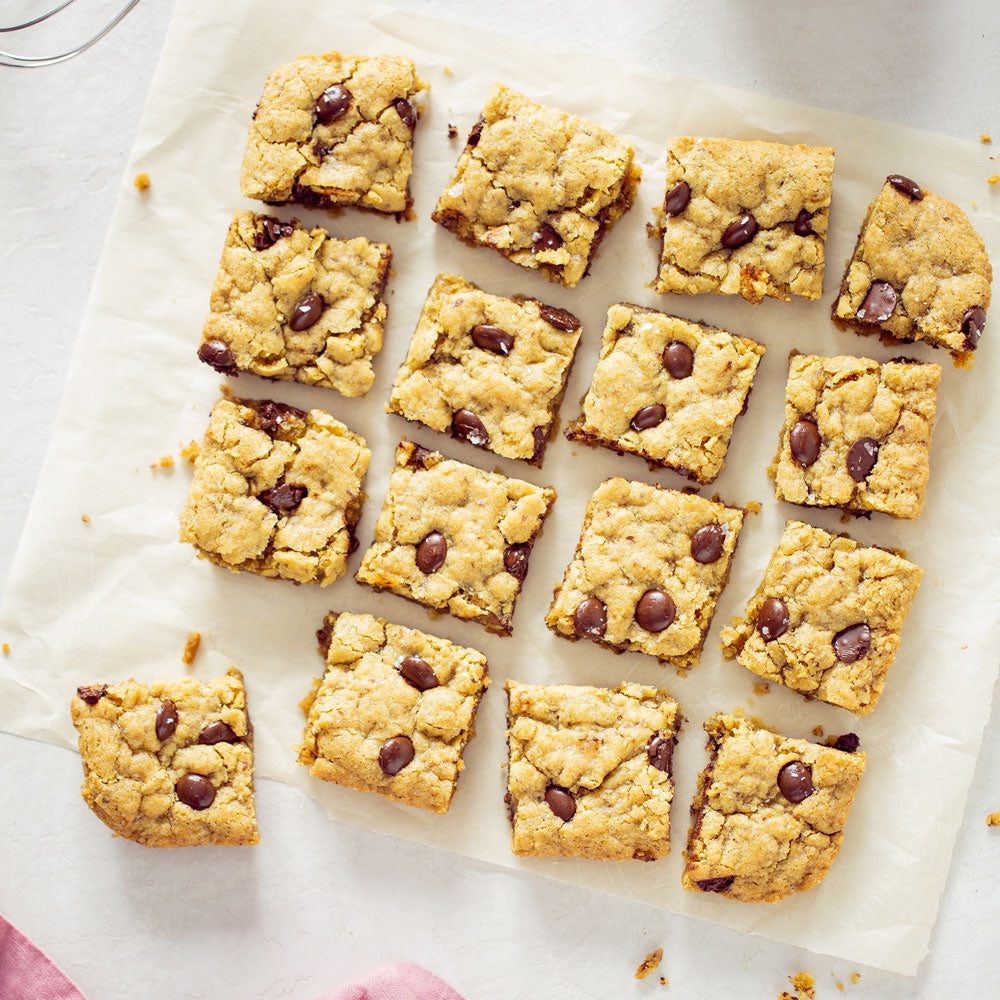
[505,681,680,861]
[545,478,744,670]
[298,611,489,813]
[564,304,764,484]
[683,710,865,902]
[70,668,258,847]
[356,440,556,635]
[180,396,370,586]
[720,520,923,715]
[770,353,941,520]
[197,211,391,398]
[431,84,640,287]
[832,174,992,365]
[240,51,425,215]
[386,273,583,465]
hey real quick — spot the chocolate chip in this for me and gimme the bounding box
[721,213,758,249]
[398,655,439,692]
[470,324,514,355]
[393,97,417,132]
[664,179,691,217]
[289,292,324,332]
[887,174,923,200]
[198,339,238,375]
[846,437,879,481]
[696,876,734,893]
[691,524,724,564]
[634,589,676,632]
[531,426,547,462]
[777,761,814,803]
[533,223,563,253]
[176,774,216,810]
[258,483,307,514]
[447,124,458,139]
[155,699,178,742]
[538,304,580,331]
[312,139,329,160]
[315,83,352,123]
[856,280,897,323]
[407,444,435,470]
[832,733,861,754]
[756,597,789,642]
[77,684,107,705]
[962,306,986,350]
[794,209,815,236]
[316,620,334,656]
[378,735,415,776]
[630,404,666,432]
[789,419,821,467]
[647,735,674,772]
[198,721,239,745]
[504,544,531,582]
[468,115,485,147]
[544,785,576,821]
[415,531,447,573]
[255,400,306,436]
[663,341,694,379]
[573,597,607,639]
[254,217,296,250]
[832,623,871,663]
[453,409,490,447]
[347,527,359,555]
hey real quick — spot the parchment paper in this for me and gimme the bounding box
[2,0,998,976]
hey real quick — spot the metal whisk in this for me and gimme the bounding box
[0,0,142,68]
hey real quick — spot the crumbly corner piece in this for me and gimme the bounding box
[652,137,835,303]
[721,520,922,715]
[386,273,583,465]
[179,395,370,586]
[634,949,663,980]
[240,51,426,215]
[431,84,640,288]
[298,611,489,813]
[682,710,865,902]
[198,211,391,398]
[564,303,764,484]
[505,681,680,861]
[770,352,941,520]
[832,174,992,365]
[546,477,744,670]
[70,668,258,847]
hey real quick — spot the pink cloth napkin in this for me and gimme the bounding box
[0,915,87,1000]
[318,962,466,1000]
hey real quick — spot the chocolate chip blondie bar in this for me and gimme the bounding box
[432,84,640,287]
[386,273,582,465]
[832,174,992,365]
[240,51,425,215]
[652,137,835,303]
[564,304,764,483]
[180,396,370,585]
[546,478,744,670]
[683,710,865,902]
[720,520,923,715]
[70,668,258,847]
[298,611,489,813]
[770,353,941,520]
[197,211,391,398]
[356,440,556,635]
[505,681,680,861]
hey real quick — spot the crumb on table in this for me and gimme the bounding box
[850,972,861,984]
[2,643,9,655]
[635,949,663,980]
[659,976,668,987]
[989,174,1000,185]
[443,66,453,75]
[981,132,993,143]
[789,972,815,998]
[746,500,763,514]
[812,725,824,738]
[179,440,200,465]
[151,454,175,471]
[134,172,150,191]
[447,124,458,138]
[182,631,202,666]
[753,681,770,696]
[987,811,1000,826]
[836,984,844,993]
[81,514,91,523]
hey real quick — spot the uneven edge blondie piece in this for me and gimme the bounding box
[652,137,835,303]
[720,520,923,716]
[386,273,583,465]
[179,396,371,586]
[505,681,680,861]
[770,353,941,520]
[546,477,744,670]
[298,611,490,813]
[683,710,865,902]
[565,303,765,484]
[198,211,391,398]
[70,668,258,847]
[356,440,556,635]
[832,174,993,366]
[431,84,641,288]
[240,51,426,215]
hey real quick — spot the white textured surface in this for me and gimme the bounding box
[1,0,998,996]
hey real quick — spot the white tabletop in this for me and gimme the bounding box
[1,1,998,996]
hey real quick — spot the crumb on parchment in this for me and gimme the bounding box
[179,440,200,465]
[745,500,762,514]
[134,172,150,190]
[790,972,815,998]
[849,972,860,984]
[81,514,91,523]
[989,175,1000,185]
[448,124,458,138]
[836,984,844,993]
[634,949,663,980]
[987,811,1000,827]
[753,681,770,696]
[659,976,668,986]
[812,725,824,738]
[182,631,202,666]
[151,454,175,471]
[2,643,9,655]
[981,132,993,143]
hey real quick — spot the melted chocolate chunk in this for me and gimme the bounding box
[756,597,789,642]
[777,761,814,803]
[504,544,531,582]
[634,590,676,633]
[832,733,861,754]
[856,281,897,323]
[538,304,580,331]
[846,437,879,481]
[155,699,178,742]
[663,180,691,217]
[289,293,324,332]
[532,223,563,253]
[887,174,923,200]
[573,597,607,639]
[544,785,576,821]
[690,524,724,563]
[398,655,439,692]
[470,324,514,355]
[176,774,216,810]
[696,876,735,893]
[254,217,296,250]
[393,97,417,132]
[663,341,694,379]
[721,213,758,249]
[646,735,674,772]
[467,115,485,147]
[452,409,490,447]
[255,400,306,436]
[258,483,307,514]
[198,339,238,376]
[832,623,871,663]
[198,721,239,745]
[378,735,415,776]
[962,306,986,350]
[630,404,667,431]
[789,419,821,467]
[77,684,107,705]
[415,531,447,573]
[314,83,352,124]
[794,209,815,236]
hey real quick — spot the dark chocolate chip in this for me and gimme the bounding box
[887,174,923,200]
[538,304,580,331]
[573,597,607,639]
[532,223,563,253]
[198,721,239,745]
[856,281,897,323]
[415,531,447,573]
[721,212,758,249]
[664,180,691,217]
[407,444,435,470]
[378,735,415,776]
[256,400,306,436]
[663,341,694,379]
[544,785,576,821]
[393,97,417,132]
[398,655,439,692]
[846,437,879,481]
[832,733,861,754]
[794,209,815,236]
[447,124,458,139]
[630,404,667,432]
[453,409,490,447]
[531,426,548,462]
[756,597,789,642]
[777,761,814,803]
[155,699,178,742]
[347,526,359,555]
[198,339,238,376]
[647,735,674,772]
[312,139,329,160]
[254,217,296,250]
[691,524,724,564]
[470,324,514,355]
[289,292,324,332]
[258,483,307,514]
[832,623,871,663]
[176,774,216,810]
[77,684,107,705]
[962,306,986,350]
[634,589,676,633]
[467,115,485,147]
[315,83,352,123]
[789,419,821,467]
[696,876,735,893]
[504,543,531,582]
[316,619,334,656]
